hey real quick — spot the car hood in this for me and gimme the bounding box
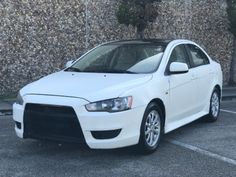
[21,71,153,102]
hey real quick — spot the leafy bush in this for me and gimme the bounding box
[227,0,236,85]
[116,0,161,39]
[227,0,236,37]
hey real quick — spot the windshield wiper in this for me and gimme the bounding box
[65,67,81,72]
[65,68,137,74]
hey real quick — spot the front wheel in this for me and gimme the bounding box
[205,89,220,122]
[137,103,163,154]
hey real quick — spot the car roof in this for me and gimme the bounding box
[102,39,173,46]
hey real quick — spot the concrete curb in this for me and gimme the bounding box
[0,110,12,116]
[0,99,15,116]
[222,87,236,101]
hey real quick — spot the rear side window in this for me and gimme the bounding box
[187,44,210,67]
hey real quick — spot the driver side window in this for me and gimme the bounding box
[169,45,190,67]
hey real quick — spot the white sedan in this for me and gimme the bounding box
[13,39,222,153]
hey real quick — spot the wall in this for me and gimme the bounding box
[0,0,233,96]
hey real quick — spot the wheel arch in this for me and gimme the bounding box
[214,84,221,98]
[149,98,166,132]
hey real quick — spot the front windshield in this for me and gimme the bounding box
[66,43,166,74]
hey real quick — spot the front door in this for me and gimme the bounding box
[167,44,197,125]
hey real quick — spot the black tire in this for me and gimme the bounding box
[205,88,220,122]
[137,102,163,154]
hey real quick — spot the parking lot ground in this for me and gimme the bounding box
[0,101,236,177]
[165,101,236,164]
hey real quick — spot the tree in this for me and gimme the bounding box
[116,0,161,39]
[227,0,236,86]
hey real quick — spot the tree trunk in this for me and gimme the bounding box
[229,37,236,86]
[136,28,144,39]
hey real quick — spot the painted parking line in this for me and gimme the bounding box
[220,109,236,114]
[167,140,236,166]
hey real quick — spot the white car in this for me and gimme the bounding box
[13,39,222,153]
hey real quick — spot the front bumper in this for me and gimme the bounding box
[13,94,146,149]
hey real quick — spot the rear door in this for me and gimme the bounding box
[185,44,214,112]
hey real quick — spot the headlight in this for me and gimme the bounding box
[85,96,132,112]
[15,93,23,105]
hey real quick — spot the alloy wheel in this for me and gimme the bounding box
[211,91,220,117]
[144,110,161,147]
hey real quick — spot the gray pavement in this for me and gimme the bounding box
[0,101,236,177]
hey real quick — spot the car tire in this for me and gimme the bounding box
[205,89,220,122]
[137,102,163,154]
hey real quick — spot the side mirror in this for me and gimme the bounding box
[65,60,75,68]
[169,62,189,74]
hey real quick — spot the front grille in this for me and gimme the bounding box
[24,103,85,143]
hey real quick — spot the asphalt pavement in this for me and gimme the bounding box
[0,101,236,177]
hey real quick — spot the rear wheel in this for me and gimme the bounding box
[137,103,163,154]
[205,89,220,122]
